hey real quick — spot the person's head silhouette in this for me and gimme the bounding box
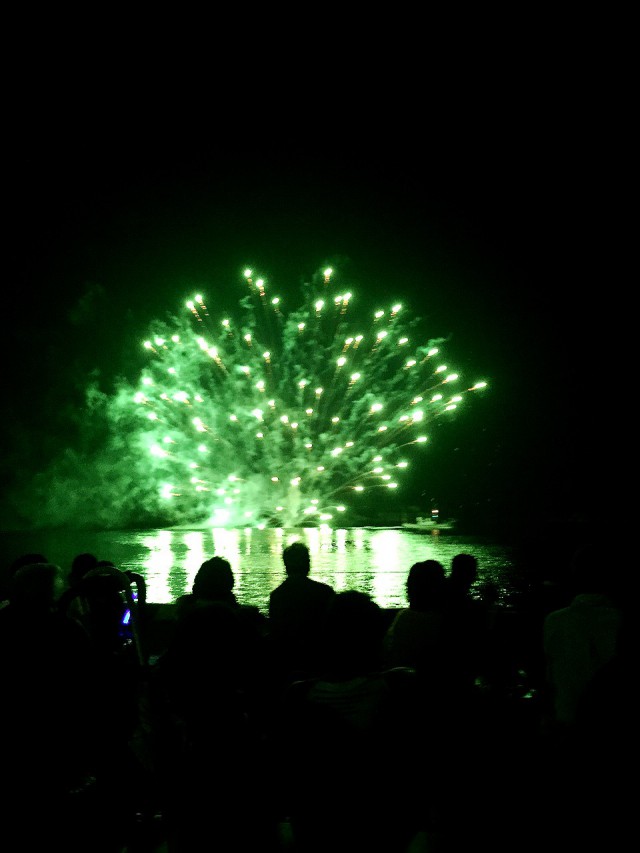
[283,542,311,577]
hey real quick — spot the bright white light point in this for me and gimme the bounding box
[241,366,250,375]
[337,357,346,366]
[280,415,289,424]
[331,417,339,423]
[291,478,301,486]
[305,442,312,449]
[324,268,333,277]
[382,475,391,480]
[399,415,409,422]
[276,506,283,511]
[387,483,398,489]
[148,412,158,421]
[244,334,252,342]
[406,360,416,368]
[317,466,325,471]
[228,475,237,482]
[377,331,387,340]
[375,310,384,319]
[216,488,225,496]
[412,411,424,422]
[243,269,252,278]
[171,335,180,342]
[345,337,354,345]
[311,499,319,504]
[378,426,388,432]
[315,388,323,396]
[224,497,233,504]
[150,445,167,458]
[354,486,364,491]
[306,408,313,415]
[195,294,203,304]
[208,347,218,358]
[190,477,199,484]
[222,319,229,327]
[373,456,382,462]
[142,377,153,386]
[256,381,265,391]
[445,374,458,383]
[163,436,173,444]
[337,506,345,512]
[256,432,264,438]
[345,441,354,447]
[351,373,360,381]
[355,335,363,342]
[315,300,324,311]
[303,507,317,515]
[291,422,298,429]
[473,381,487,389]
[134,392,145,404]
[371,403,383,412]
[399,337,408,345]
[431,394,443,402]
[192,417,203,428]
[392,304,401,313]
[298,323,305,330]
[230,415,238,422]
[446,404,457,411]
[186,301,195,309]
[320,514,332,521]
[189,462,198,469]
[331,448,343,457]
[268,400,275,407]
[263,352,270,360]
[143,341,152,349]
[334,296,342,304]
[373,467,383,474]
[251,409,263,420]
[451,395,463,402]
[299,380,308,388]
[436,365,447,373]
[198,445,207,453]
[256,279,264,288]
[271,298,279,305]
[416,436,428,443]
[397,461,408,468]
[271,476,280,482]
[428,348,438,356]
[194,395,203,402]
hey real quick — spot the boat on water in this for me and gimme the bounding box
[401,512,455,532]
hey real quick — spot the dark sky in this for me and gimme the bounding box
[2,131,609,539]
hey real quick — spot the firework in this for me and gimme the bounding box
[125,265,487,528]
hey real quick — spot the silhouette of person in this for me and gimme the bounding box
[0,561,103,848]
[268,541,335,684]
[542,541,623,733]
[277,590,417,853]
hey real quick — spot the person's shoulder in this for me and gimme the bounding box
[310,578,334,592]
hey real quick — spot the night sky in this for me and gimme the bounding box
[2,130,608,541]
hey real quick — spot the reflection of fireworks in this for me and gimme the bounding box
[128,266,487,528]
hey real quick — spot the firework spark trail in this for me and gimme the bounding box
[132,265,488,528]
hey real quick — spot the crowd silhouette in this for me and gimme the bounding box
[0,537,629,852]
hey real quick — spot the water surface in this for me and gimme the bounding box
[0,526,519,614]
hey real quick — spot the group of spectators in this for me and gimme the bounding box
[0,538,631,852]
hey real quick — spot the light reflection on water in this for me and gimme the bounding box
[0,527,518,614]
